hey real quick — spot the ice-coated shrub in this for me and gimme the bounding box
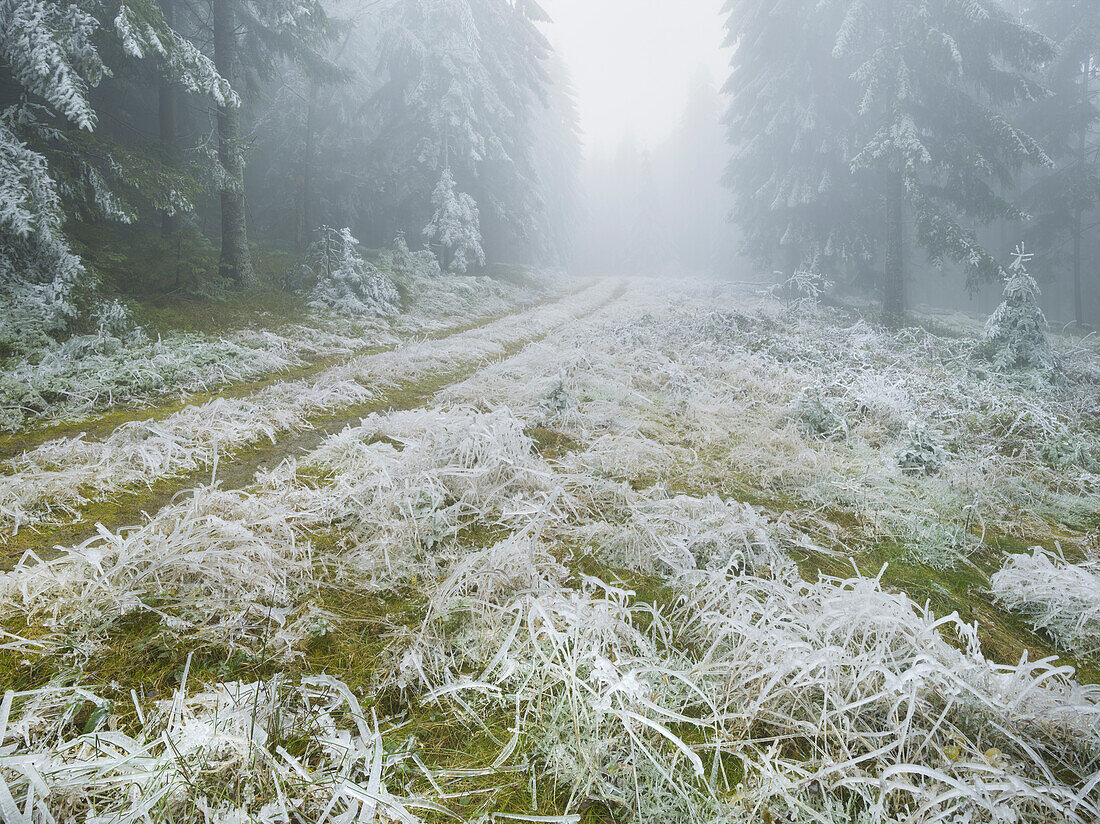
[791,388,848,440]
[379,231,443,282]
[979,245,1054,373]
[895,420,946,476]
[0,229,83,358]
[299,226,400,316]
[771,268,833,313]
[1036,430,1098,471]
[537,376,572,422]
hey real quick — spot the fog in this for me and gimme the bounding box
[3,4,1100,820]
[1,0,1097,337]
[543,0,729,152]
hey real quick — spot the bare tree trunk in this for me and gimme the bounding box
[213,0,256,286]
[1074,56,1090,328]
[883,167,906,325]
[296,84,318,251]
[159,0,181,238]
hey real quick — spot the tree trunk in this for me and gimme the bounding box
[158,0,181,238]
[1074,56,1089,328]
[883,167,906,325]
[212,0,256,286]
[296,84,318,251]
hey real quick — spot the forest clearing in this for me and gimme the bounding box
[2,274,1099,823]
[3,0,1100,821]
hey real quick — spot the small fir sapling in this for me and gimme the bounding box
[299,226,400,316]
[379,232,443,282]
[424,167,486,274]
[979,245,1055,372]
[895,420,947,477]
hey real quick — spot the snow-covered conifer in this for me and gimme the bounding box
[301,226,400,316]
[0,0,235,348]
[722,0,875,279]
[424,168,485,274]
[837,0,1054,321]
[980,245,1055,372]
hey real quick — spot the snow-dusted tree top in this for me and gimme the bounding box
[424,167,485,274]
[724,0,1054,290]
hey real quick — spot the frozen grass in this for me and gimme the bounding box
[443,279,1100,566]
[2,278,1099,823]
[0,674,435,824]
[0,280,616,533]
[992,547,1100,657]
[0,270,547,433]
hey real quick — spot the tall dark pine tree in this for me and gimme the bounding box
[212,0,255,286]
[1020,2,1100,327]
[722,0,874,282]
[836,0,1053,323]
[187,0,334,284]
[159,0,181,238]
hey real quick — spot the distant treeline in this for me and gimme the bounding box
[0,0,581,350]
[723,1,1100,326]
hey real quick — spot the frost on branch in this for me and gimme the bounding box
[299,226,400,316]
[0,117,82,355]
[424,167,486,274]
[0,0,105,130]
[114,1,238,107]
[979,245,1055,373]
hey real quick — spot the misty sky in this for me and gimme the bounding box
[542,0,729,155]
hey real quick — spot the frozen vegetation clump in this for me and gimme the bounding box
[771,268,833,314]
[0,223,84,359]
[0,480,328,664]
[0,675,421,824]
[979,246,1055,373]
[992,547,1100,657]
[0,327,317,431]
[301,226,401,316]
[379,232,443,282]
[536,375,572,422]
[791,388,848,441]
[895,420,947,476]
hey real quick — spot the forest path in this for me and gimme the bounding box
[0,289,574,463]
[0,280,625,566]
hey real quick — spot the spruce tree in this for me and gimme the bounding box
[1019,2,1100,327]
[836,0,1054,323]
[424,167,484,274]
[722,0,874,282]
[376,0,548,261]
[212,0,254,286]
[0,0,231,349]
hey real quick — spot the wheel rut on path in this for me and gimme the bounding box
[1,281,625,567]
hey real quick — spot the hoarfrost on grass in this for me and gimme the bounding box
[992,547,1100,657]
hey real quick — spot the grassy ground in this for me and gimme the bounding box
[2,278,1098,823]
